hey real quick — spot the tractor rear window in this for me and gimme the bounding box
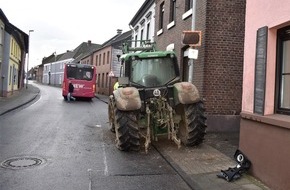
[131,57,177,87]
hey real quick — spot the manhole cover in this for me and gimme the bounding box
[1,156,45,169]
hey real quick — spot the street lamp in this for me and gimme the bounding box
[26,29,34,89]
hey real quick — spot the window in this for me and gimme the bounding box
[159,2,165,30]
[134,35,138,46]
[130,57,178,87]
[103,53,106,65]
[102,73,105,88]
[169,0,176,23]
[9,66,12,85]
[185,0,193,12]
[0,26,4,61]
[96,55,98,65]
[99,54,102,66]
[0,26,3,45]
[276,26,290,115]
[140,28,144,41]
[59,74,62,84]
[107,51,110,64]
[97,73,100,87]
[146,22,150,40]
[106,72,109,87]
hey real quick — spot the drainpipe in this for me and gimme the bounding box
[188,0,196,83]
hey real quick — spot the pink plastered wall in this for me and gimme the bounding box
[242,0,290,114]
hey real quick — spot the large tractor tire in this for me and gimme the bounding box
[108,96,115,132]
[114,109,140,151]
[177,101,207,146]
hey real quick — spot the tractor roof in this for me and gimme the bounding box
[121,50,176,61]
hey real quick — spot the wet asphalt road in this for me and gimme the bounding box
[0,84,192,190]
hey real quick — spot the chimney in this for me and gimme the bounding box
[88,40,92,46]
[117,29,122,35]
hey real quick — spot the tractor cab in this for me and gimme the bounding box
[118,41,180,88]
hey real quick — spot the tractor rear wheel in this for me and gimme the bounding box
[108,96,115,133]
[115,109,140,151]
[177,101,207,146]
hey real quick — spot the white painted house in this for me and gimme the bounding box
[129,0,155,47]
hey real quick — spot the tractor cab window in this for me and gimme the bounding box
[131,57,177,87]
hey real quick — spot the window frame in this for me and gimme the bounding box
[146,22,150,40]
[99,54,102,66]
[276,25,290,115]
[159,2,165,30]
[107,51,110,64]
[185,0,193,12]
[95,55,98,65]
[103,52,106,65]
[169,0,176,23]
[140,28,144,41]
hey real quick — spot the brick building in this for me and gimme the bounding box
[154,0,246,131]
[82,30,131,95]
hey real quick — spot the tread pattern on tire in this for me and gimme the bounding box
[115,109,140,151]
[108,97,115,132]
[180,101,207,146]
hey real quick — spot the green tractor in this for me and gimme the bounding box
[108,40,206,153]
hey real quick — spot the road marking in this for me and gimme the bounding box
[102,143,109,176]
[100,127,109,176]
[88,169,92,190]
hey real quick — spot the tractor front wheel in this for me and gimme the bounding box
[177,101,207,146]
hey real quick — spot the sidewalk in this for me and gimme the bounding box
[0,84,39,116]
[1,85,269,190]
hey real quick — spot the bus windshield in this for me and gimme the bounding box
[67,65,94,81]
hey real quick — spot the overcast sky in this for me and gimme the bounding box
[1,0,145,69]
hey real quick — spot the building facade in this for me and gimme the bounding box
[88,30,131,95]
[42,41,100,86]
[240,1,290,189]
[129,0,155,46]
[154,0,246,131]
[0,9,28,97]
[42,54,74,86]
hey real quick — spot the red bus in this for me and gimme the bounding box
[62,63,96,101]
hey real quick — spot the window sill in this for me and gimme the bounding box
[182,9,193,20]
[241,112,290,130]
[157,29,163,36]
[167,21,175,30]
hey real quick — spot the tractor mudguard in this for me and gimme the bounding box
[174,82,200,104]
[113,87,141,111]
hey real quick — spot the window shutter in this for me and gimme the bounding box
[254,26,268,115]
